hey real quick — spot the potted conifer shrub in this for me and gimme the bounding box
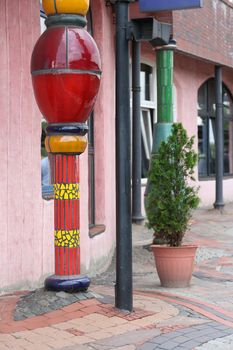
[146,123,200,288]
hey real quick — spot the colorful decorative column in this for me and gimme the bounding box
[152,47,174,152]
[31,0,101,292]
[145,44,175,202]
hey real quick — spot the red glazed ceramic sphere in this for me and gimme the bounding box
[31,27,101,124]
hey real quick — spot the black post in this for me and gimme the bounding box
[132,40,144,224]
[214,65,225,210]
[115,0,133,311]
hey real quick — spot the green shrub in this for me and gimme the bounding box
[146,123,200,247]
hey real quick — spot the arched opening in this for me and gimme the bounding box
[197,78,233,177]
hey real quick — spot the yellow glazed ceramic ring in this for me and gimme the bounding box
[45,135,88,154]
[42,0,89,16]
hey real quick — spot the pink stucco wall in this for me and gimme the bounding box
[174,53,233,206]
[80,0,116,273]
[0,0,54,291]
[0,0,116,292]
[140,50,233,210]
[130,1,233,209]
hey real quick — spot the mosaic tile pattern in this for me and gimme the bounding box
[54,229,80,247]
[54,183,80,200]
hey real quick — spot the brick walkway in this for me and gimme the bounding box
[1,287,233,349]
[1,204,233,349]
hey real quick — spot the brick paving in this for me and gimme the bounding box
[1,204,233,349]
[138,322,233,350]
[1,287,233,349]
[14,290,96,320]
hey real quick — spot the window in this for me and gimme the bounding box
[140,64,156,178]
[198,78,233,177]
[87,9,96,227]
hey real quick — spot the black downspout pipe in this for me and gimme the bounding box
[115,0,133,311]
[132,40,144,224]
[214,65,225,210]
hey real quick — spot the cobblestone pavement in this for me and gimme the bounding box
[14,290,96,321]
[1,204,233,349]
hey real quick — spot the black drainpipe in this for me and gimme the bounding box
[214,65,225,210]
[115,0,133,312]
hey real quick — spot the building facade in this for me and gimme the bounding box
[0,0,232,291]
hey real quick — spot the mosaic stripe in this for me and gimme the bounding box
[54,183,80,200]
[54,155,80,276]
[55,229,80,248]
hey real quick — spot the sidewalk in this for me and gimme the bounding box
[1,204,233,349]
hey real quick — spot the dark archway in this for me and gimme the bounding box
[197,78,233,177]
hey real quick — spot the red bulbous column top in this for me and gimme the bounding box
[31,27,101,124]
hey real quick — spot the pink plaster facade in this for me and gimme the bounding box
[140,51,233,209]
[174,54,233,206]
[0,0,116,292]
[0,0,53,291]
[79,0,116,274]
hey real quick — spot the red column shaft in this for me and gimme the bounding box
[54,155,81,276]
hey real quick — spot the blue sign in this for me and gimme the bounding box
[139,0,203,12]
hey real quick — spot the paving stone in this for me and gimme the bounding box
[13,289,95,320]
[158,340,179,349]
[116,346,136,350]
[75,294,88,301]
[137,342,157,350]
[197,335,218,343]
[159,332,181,339]
[176,305,208,321]
[85,292,100,299]
[212,324,233,332]
[196,334,233,349]
[224,329,233,335]
[172,335,191,343]
[150,336,170,345]
[0,344,10,350]
[192,324,213,330]
[38,300,50,307]
[14,313,27,321]
[56,292,71,299]
[177,327,199,334]
[50,302,67,309]
[207,328,230,336]
[178,329,200,339]
[182,339,203,348]
[210,330,230,338]
[177,345,198,350]
[57,345,92,350]
[87,343,115,350]
[93,328,160,347]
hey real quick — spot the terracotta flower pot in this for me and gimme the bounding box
[151,245,197,288]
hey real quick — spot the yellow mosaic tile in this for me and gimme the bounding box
[54,183,80,200]
[55,229,80,247]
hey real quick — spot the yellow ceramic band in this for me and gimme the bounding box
[55,229,80,247]
[54,183,80,200]
[42,0,89,16]
[45,135,88,154]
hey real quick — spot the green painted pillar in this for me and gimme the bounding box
[152,48,174,152]
[145,46,175,201]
